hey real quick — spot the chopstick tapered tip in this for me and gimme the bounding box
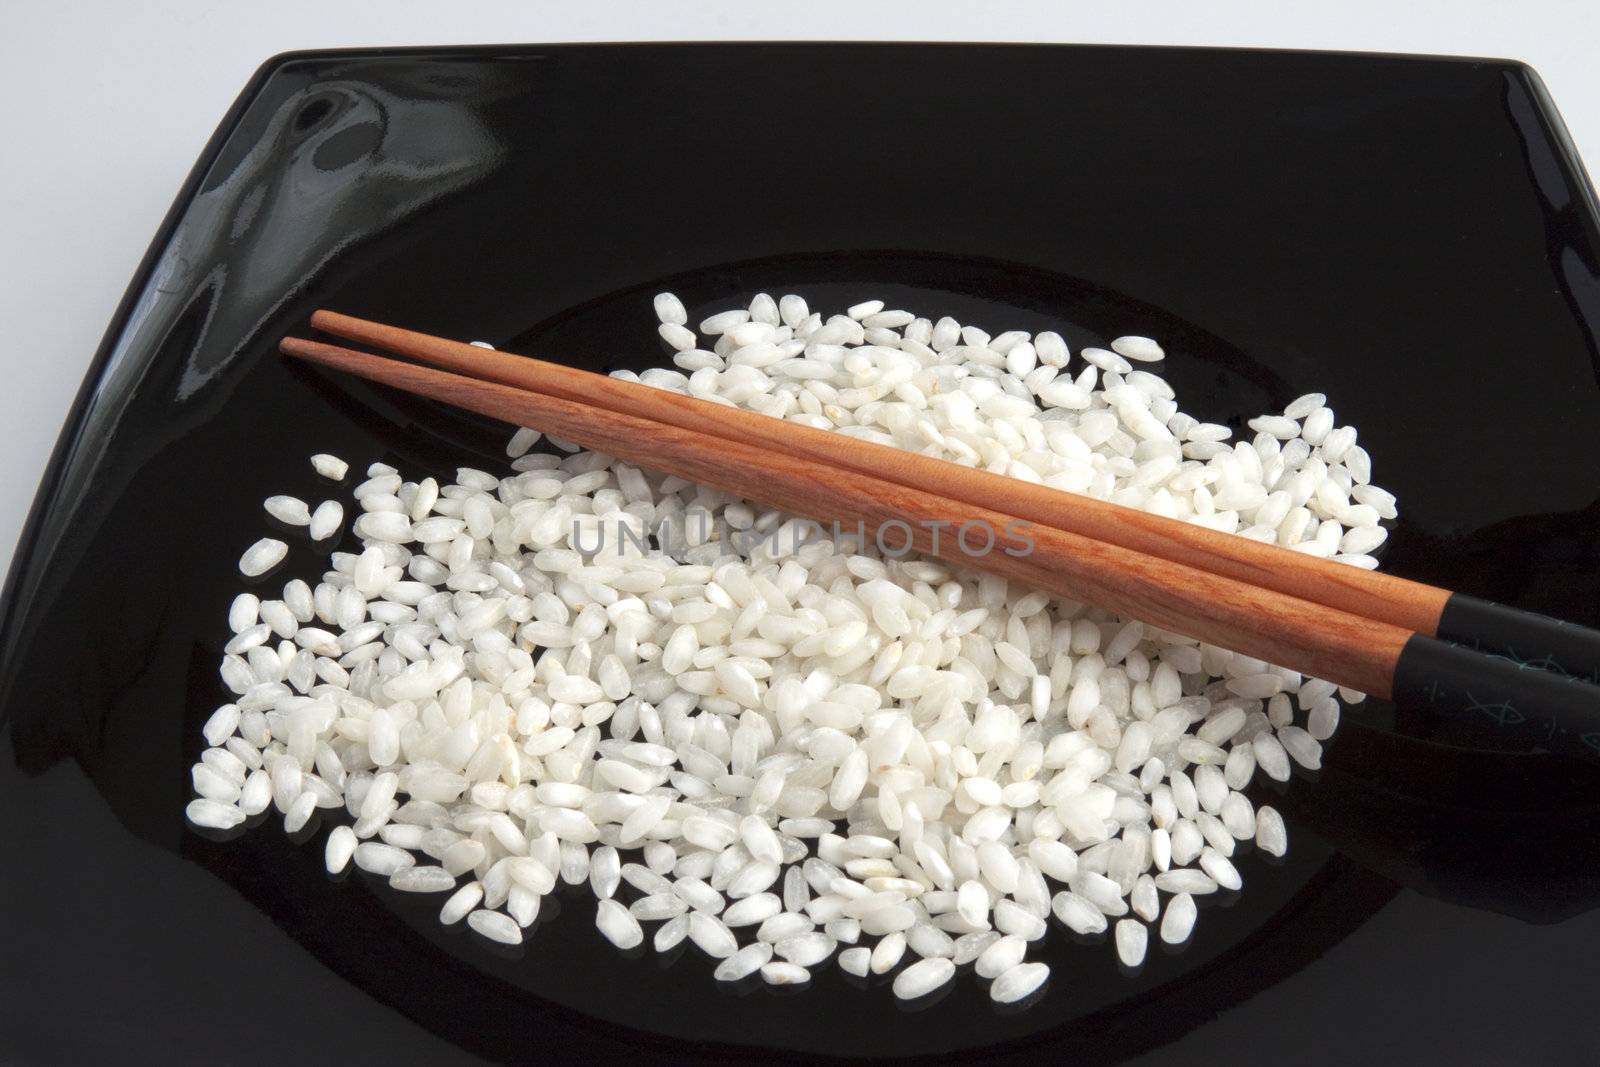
[279,335,320,359]
[279,336,362,373]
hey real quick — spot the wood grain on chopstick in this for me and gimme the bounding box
[308,310,1451,638]
[281,335,1412,696]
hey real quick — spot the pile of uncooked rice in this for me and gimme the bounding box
[189,292,1395,1005]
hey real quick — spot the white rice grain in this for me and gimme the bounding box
[653,292,688,326]
[1255,805,1288,857]
[974,934,1026,979]
[714,941,773,981]
[596,899,645,949]
[1160,892,1198,944]
[238,539,287,577]
[991,961,1050,1004]
[391,866,456,893]
[1109,336,1164,362]
[265,495,311,525]
[467,909,523,945]
[311,453,348,480]
[309,500,344,541]
[185,798,244,830]
[1115,919,1148,966]
[893,958,955,1000]
[324,825,357,873]
[761,961,811,985]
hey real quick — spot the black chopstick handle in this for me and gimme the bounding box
[1392,633,1600,761]
[1436,593,1600,684]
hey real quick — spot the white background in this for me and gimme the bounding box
[2,0,1598,574]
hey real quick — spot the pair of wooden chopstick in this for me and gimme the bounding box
[281,312,1600,759]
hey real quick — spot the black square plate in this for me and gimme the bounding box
[3,44,1600,1066]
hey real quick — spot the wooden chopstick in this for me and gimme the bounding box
[282,333,1410,695]
[305,311,1600,687]
[280,334,1600,760]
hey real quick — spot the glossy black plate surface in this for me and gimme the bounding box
[3,43,1600,1065]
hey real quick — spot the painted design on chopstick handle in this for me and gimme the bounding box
[1392,633,1600,760]
[1436,593,1600,684]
